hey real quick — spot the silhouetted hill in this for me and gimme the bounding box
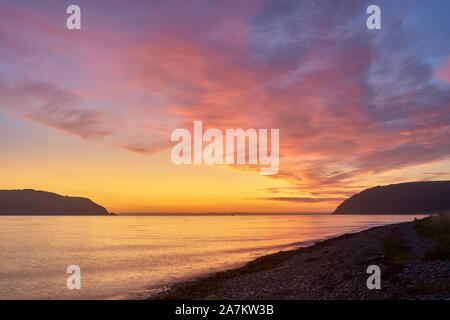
[0,189,110,215]
[333,181,450,214]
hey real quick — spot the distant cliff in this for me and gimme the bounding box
[0,189,110,215]
[333,181,450,214]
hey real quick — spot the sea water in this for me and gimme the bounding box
[0,214,426,299]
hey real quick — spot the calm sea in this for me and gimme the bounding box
[0,214,426,299]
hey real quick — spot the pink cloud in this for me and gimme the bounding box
[1,0,449,198]
[435,57,450,83]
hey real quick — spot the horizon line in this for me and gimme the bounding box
[114,212,333,216]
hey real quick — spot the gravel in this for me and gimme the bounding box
[148,218,449,300]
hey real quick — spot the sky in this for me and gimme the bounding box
[0,0,449,213]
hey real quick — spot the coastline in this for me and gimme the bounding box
[145,214,449,300]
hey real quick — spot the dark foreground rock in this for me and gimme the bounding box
[148,214,449,300]
[0,189,110,215]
